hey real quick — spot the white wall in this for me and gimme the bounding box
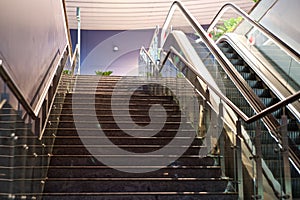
[0,0,68,106]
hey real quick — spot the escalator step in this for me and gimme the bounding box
[240,72,255,80]
[271,109,283,119]
[235,65,249,73]
[253,88,269,97]
[246,80,260,88]
[288,131,300,143]
[260,97,274,107]
[229,59,244,65]
[225,53,239,59]
[217,42,229,48]
[229,97,249,107]
[220,47,233,53]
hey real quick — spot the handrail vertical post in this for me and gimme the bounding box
[76,7,81,75]
[35,117,41,137]
[254,121,263,199]
[236,118,244,199]
[218,101,225,177]
[281,108,292,199]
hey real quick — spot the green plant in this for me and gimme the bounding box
[176,72,184,78]
[210,17,243,40]
[63,69,71,75]
[95,70,113,76]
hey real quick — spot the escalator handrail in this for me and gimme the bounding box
[207,2,300,63]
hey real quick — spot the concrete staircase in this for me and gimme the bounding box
[42,75,237,199]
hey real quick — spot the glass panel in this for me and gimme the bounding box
[138,49,156,77]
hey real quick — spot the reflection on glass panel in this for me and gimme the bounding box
[208,6,300,92]
[246,27,300,91]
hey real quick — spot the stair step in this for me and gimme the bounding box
[46,165,221,178]
[51,145,205,155]
[51,136,203,146]
[54,122,192,129]
[39,192,238,200]
[40,192,238,200]
[49,129,196,138]
[43,178,229,193]
[48,155,216,167]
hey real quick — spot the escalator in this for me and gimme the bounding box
[190,37,300,198]
[216,40,300,198]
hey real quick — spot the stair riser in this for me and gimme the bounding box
[55,123,190,130]
[52,146,206,155]
[46,167,221,179]
[49,156,215,167]
[40,194,238,200]
[44,180,228,193]
[50,130,195,137]
[52,137,203,146]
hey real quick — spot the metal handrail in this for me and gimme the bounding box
[0,99,7,109]
[0,44,68,120]
[160,46,300,197]
[207,2,300,63]
[148,26,160,54]
[161,1,271,127]
[0,60,37,119]
[161,46,300,125]
[70,44,80,75]
[140,46,160,72]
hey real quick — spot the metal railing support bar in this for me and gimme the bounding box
[236,118,244,199]
[254,121,263,199]
[218,102,226,177]
[0,62,37,118]
[0,99,7,109]
[281,109,293,199]
[140,46,160,73]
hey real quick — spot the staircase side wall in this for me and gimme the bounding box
[0,0,68,109]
